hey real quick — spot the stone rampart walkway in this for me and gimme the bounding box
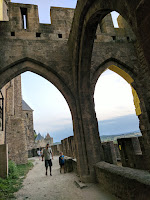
[15,156,118,200]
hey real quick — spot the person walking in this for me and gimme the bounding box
[43,143,53,176]
[37,149,41,160]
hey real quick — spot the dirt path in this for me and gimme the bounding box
[15,156,118,200]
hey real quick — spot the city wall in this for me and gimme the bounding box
[0,1,150,183]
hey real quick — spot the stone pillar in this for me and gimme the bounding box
[74,91,104,182]
[117,137,143,169]
[114,144,121,161]
[102,141,117,165]
[0,144,8,178]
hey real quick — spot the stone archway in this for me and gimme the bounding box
[1,0,150,182]
[91,59,150,170]
[68,1,150,174]
[91,60,142,117]
[1,58,76,163]
[0,57,92,179]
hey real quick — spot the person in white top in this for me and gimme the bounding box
[43,144,53,176]
[37,149,41,160]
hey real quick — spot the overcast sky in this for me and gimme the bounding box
[11,0,139,142]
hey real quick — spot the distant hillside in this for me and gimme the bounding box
[44,114,140,143]
[98,114,140,136]
[100,131,142,143]
[53,142,61,145]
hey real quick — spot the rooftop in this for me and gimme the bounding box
[22,100,33,111]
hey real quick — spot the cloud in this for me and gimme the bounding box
[98,114,140,136]
[94,70,135,120]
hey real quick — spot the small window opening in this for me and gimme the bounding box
[58,34,62,38]
[26,113,28,118]
[21,8,27,29]
[112,36,116,40]
[127,36,130,42]
[36,33,41,37]
[11,32,15,36]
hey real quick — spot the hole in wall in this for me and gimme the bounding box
[112,36,116,40]
[11,32,15,36]
[36,33,41,37]
[127,36,130,42]
[58,34,62,38]
[21,7,27,29]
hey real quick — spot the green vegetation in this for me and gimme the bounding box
[0,160,34,199]
[34,130,38,140]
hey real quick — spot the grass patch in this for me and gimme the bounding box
[0,160,34,199]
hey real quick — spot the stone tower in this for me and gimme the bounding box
[4,76,28,164]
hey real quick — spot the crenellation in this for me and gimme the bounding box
[100,13,116,35]
[0,1,150,194]
[1,3,134,42]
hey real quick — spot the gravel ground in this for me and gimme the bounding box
[15,156,118,200]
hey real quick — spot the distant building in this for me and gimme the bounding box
[35,133,53,148]
[35,133,44,141]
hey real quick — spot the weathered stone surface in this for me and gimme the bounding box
[95,161,150,200]
[2,76,34,164]
[0,1,150,184]
[117,137,148,170]
[0,144,8,178]
[102,142,117,165]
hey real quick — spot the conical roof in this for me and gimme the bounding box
[35,133,44,141]
[22,100,33,111]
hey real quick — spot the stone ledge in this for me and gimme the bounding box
[95,161,150,200]
[64,156,77,173]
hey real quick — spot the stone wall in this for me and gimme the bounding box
[4,76,32,164]
[51,145,60,156]
[117,137,147,170]
[61,136,76,158]
[0,1,150,182]
[102,141,117,165]
[95,162,150,200]
[22,110,35,150]
[6,117,28,164]
[0,144,8,178]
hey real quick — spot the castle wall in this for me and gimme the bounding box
[0,144,8,178]
[5,76,28,164]
[0,1,149,181]
[22,110,35,150]
[6,117,28,164]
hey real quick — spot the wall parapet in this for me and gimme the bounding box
[94,161,150,200]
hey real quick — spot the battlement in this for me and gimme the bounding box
[0,2,135,42]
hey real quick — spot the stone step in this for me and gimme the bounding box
[74,180,87,189]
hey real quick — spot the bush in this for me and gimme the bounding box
[8,160,19,179]
[0,160,34,199]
